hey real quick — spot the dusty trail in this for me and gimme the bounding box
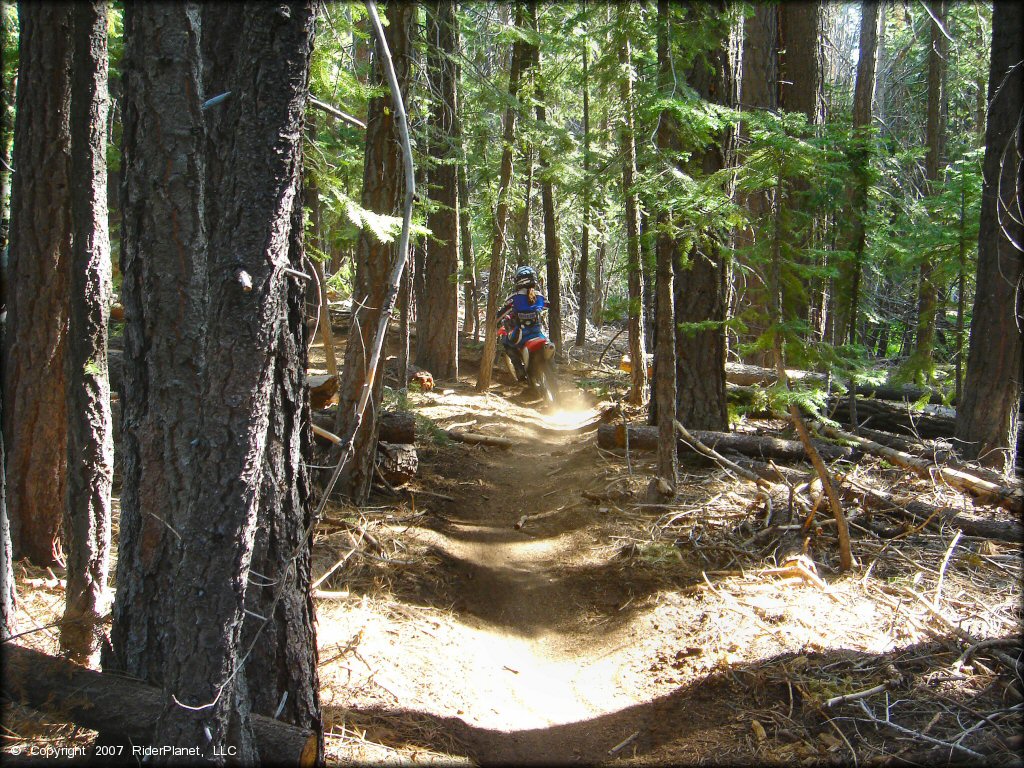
[317,382,679,765]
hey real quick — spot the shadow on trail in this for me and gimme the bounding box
[326,637,1011,767]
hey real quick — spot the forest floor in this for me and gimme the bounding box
[4,324,1022,767]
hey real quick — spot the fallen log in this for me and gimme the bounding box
[312,409,415,445]
[815,422,1024,514]
[596,424,859,463]
[724,362,947,405]
[446,430,515,448]
[1,644,318,766]
[731,457,1023,543]
[376,441,418,485]
[830,397,955,439]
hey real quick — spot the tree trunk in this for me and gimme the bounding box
[106,3,207,691]
[955,0,1023,478]
[675,2,730,431]
[242,192,322,754]
[530,7,563,356]
[576,28,591,348]
[736,2,778,366]
[417,1,460,380]
[3,2,73,566]
[476,6,527,391]
[914,0,947,379]
[335,3,415,502]
[458,161,477,339]
[61,0,112,662]
[155,3,315,760]
[1,396,13,640]
[617,6,648,406]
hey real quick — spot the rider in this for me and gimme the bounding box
[496,265,547,382]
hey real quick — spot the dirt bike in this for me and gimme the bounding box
[498,326,558,405]
[521,337,558,405]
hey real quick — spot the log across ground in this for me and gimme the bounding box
[4,349,1021,765]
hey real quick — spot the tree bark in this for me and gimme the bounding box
[476,6,527,391]
[417,1,460,380]
[335,2,415,501]
[3,1,73,566]
[242,191,322,754]
[61,0,112,662]
[154,4,315,760]
[106,2,207,690]
[675,1,730,431]
[1,396,14,640]
[617,6,648,406]
[955,0,1023,478]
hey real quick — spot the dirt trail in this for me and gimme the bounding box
[316,381,691,765]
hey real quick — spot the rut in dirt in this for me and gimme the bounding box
[400,388,658,764]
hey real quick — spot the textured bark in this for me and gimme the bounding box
[106,3,207,690]
[955,1,1024,478]
[530,7,563,356]
[674,2,730,431]
[3,2,73,566]
[417,1,460,380]
[778,1,823,124]
[61,0,112,662]
[617,7,648,406]
[914,1,947,374]
[476,6,527,391]
[335,3,415,501]
[154,4,315,760]
[1,396,14,640]
[242,193,322,756]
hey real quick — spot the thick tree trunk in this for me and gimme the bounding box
[417,1,460,380]
[243,197,322,753]
[335,3,415,501]
[955,1,1023,478]
[3,2,73,566]
[106,3,207,691]
[914,1,947,378]
[736,2,777,366]
[476,6,527,391]
[61,0,112,663]
[154,4,316,760]
[617,7,648,406]
[675,2,730,431]
[454,53,477,339]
